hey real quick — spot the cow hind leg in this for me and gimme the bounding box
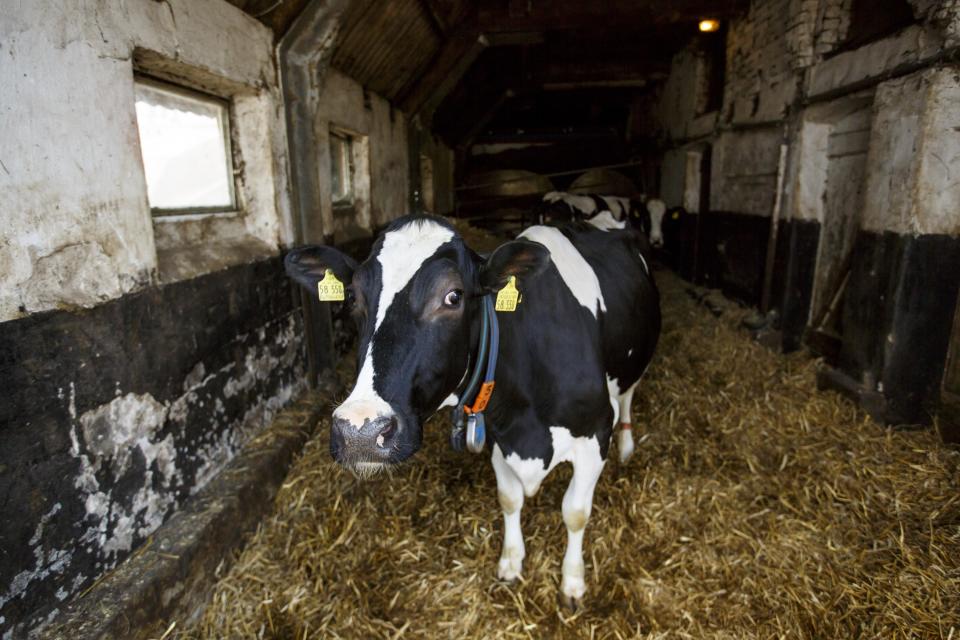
[560,438,605,609]
[492,445,526,582]
[616,382,638,463]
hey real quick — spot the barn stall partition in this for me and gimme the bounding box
[1,1,958,638]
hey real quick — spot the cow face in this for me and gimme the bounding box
[647,199,667,249]
[636,200,666,249]
[285,216,548,476]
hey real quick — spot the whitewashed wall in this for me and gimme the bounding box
[0,0,293,322]
[314,68,410,239]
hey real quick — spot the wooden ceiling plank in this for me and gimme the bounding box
[397,29,488,118]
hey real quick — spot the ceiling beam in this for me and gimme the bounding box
[398,29,489,120]
[483,31,545,46]
[534,58,672,87]
[420,0,448,37]
[458,88,517,149]
[477,0,747,32]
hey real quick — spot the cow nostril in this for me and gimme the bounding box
[376,417,398,447]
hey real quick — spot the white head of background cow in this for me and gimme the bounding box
[642,199,667,249]
[285,215,548,476]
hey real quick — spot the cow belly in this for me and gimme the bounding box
[498,427,605,497]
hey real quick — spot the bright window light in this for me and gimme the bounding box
[134,78,236,214]
[330,130,354,204]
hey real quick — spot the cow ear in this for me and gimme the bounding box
[479,239,550,292]
[284,245,358,295]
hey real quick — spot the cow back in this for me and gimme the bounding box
[557,224,661,393]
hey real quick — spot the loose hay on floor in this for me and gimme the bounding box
[181,270,960,640]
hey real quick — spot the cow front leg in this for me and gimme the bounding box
[560,439,605,608]
[492,445,525,582]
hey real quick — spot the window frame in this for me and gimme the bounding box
[134,74,240,218]
[329,128,356,207]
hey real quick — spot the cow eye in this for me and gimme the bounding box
[443,289,463,308]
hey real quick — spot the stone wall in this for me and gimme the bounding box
[649,0,960,422]
[0,1,304,635]
[0,0,293,323]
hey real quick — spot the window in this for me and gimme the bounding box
[330,130,354,203]
[134,77,236,215]
[843,0,915,50]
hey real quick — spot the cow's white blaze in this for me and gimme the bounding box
[646,198,666,247]
[375,220,455,330]
[334,346,393,430]
[586,210,626,231]
[335,219,454,430]
[519,226,607,317]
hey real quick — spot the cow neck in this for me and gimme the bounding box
[449,295,499,453]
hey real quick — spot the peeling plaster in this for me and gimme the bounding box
[2,306,304,637]
[71,392,180,557]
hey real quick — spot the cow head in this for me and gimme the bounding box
[635,199,666,249]
[285,216,548,476]
[533,197,576,225]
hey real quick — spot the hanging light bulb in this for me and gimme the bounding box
[699,19,721,33]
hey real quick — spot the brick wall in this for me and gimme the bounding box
[911,0,960,45]
[723,0,801,123]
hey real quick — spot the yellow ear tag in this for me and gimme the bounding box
[495,276,521,312]
[672,211,680,220]
[317,269,345,302]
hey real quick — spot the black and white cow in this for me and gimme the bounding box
[538,191,668,248]
[285,215,660,607]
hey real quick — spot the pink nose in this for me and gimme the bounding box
[330,414,399,461]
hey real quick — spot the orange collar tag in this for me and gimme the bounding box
[465,381,495,414]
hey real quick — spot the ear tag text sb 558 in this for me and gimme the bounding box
[317,269,345,302]
[495,276,521,312]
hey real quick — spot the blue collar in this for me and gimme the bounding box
[450,295,499,453]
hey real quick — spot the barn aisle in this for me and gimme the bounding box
[184,268,959,639]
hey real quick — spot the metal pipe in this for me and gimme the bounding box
[455,160,646,191]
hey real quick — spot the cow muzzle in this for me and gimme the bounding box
[330,403,402,475]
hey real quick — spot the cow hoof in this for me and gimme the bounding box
[560,577,586,610]
[558,591,584,611]
[497,556,523,583]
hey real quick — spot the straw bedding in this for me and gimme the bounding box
[180,260,959,639]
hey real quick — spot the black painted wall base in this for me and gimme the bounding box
[840,231,960,425]
[663,209,958,428]
[0,257,306,637]
[660,211,820,355]
[778,219,821,353]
